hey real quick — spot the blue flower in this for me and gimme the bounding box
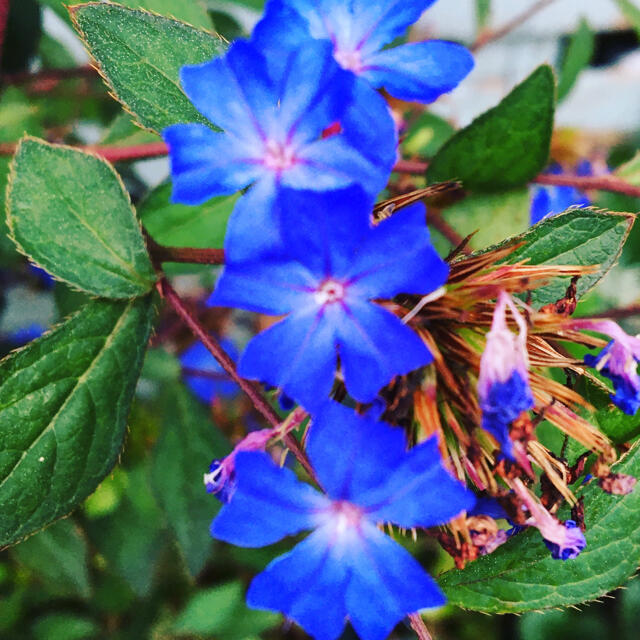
[530,163,591,225]
[477,291,534,460]
[211,402,474,640]
[574,319,640,415]
[6,323,46,347]
[208,186,449,409]
[163,39,395,261]
[180,338,239,405]
[253,0,474,104]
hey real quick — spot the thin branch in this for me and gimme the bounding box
[409,614,434,640]
[471,0,558,51]
[158,277,317,482]
[0,141,169,162]
[0,0,9,69]
[394,159,429,174]
[428,209,469,252]
[147,234,225,265]
[584,304,640,320]
[2,64,97,85]
[533,173,640,199]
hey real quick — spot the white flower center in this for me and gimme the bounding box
[331,501,364,536]
[314,279,346,306]
[334,48,364,74]
[263,139,296,171]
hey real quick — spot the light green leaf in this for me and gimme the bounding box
[439,440,640,612]
[0,296,154,547]
[7,137,156,298]
[615,0,640,39]
[140,183,236,274]
[86,464,166,597]
[475,0,491,29]
[615,151,640,187]
[70,3,226,133]
[557,19,594,102]
[31,614,99,640]
[11,519,91,598]
[427,65,555,192]
[151,384,230,577]
[483,208,634,307]
[117,0,213,29]
[172,581,280,639]
[440,188,530,250]
[401,111,454,158]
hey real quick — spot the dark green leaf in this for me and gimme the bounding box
[151,384,230,577]
[557,19,594,102]
[0,296,154,547]
[11,519,91,598]
[31,614,99,640]
[7,137,156,298]
[86,465,166,597]
[70,3,226,133]
[439,440,640,612]
[427,65,555,191]
[172,581,280,639]
[484,208,634,307]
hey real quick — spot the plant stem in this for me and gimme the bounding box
[471,0,558,51]
[2,64,96,85]
[158,277,317,482]
[146,234,225,265]
[534,173,640,199]
[0,141,169,162]
[409,614,434,640]
[584,304,640,320]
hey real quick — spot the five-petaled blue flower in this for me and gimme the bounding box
[163,38,394,261]
[211,402,475,640]
[180,338,239,405]
[253,0,474,104]
[208,186,449,409]
[530,163,591,225]
[477,291,534,460]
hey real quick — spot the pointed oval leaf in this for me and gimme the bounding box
[427,65,555,191]
[439,440,640,612]
[7,138,156,298]
[472,208,634,308]
[70,3,226,133]
[0,296,154,547]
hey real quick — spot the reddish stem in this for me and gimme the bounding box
[0,0,9,68]
[408,614,434,640]
[533,173,640,199]
[149,242,225,266]
[394,159,429,174]
[0,141,168,163]
[158,277,317,482]
[2,64,96,85]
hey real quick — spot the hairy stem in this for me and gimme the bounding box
[409,614,434,640]
[158,277,317,481]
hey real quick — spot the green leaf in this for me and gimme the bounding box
[172,581,280,639]
[86,464,166,597]
[475,0,491,29]
[31,614,99,640]
[439,439,640,612]
[401,112,454,159]
[117,0,213,30]
[140,183,236,274]
[440,188,530,250]
[151,384,230,577]
[615,0,640,39]
[486,208,634,307]
[7,137,156,298]
[557,19,594,102]
[70,3,226,133]
[11,519,91,598]
[0,296,154,547]
[615,151,640,187]
[427,65,555,192]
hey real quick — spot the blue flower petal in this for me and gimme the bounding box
[180,41,275,141]
[211,451,329,547]
[277,187,374,278]
[530,187,552,225]
[362,40,474,103]
[238,306,338,410]
[306,402,408,502]
[348,203,449,299]
[346,522,446,640]
[163,124,263,205]
[360,437,475,528]
[180,339,239,404]
[247,527,349,640]
[338,301,433,402]
[208,257,317,315]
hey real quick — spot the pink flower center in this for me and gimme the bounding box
[263,139,296,172]
[330,500,364,535]
[334,48,364,74]
[314,279,346,306]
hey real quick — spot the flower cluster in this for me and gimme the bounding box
[163,1,639,639]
